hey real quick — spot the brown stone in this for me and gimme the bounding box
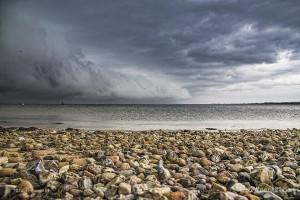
[212,182,227,192]
[0,168,17,177]
[167,191,186,200]
[106,156,119,163]
[17,180,34,194]
[200,157,211,166]
[0,156,8,164]
[8,157,23,163]
[257,167,270,184]
[241,193,261,200]
[71,158,87,166]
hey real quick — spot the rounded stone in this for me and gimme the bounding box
[0,168,17,177]
[120,163,131,170]
[119,182,131,195]
[0,157,8,164]
[17,180,34,194]
[167,191,185,200]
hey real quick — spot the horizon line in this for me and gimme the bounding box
[0,101,300,106]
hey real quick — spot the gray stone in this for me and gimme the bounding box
[229,182,248,192]
[80,176,93,190]
[132,184,148,195]
[191,150,206,158]
[255,191,283,200]
[157,160,171,182]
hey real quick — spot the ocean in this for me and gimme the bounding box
[0,104,300,130]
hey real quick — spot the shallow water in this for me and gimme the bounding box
[0,104,300,130]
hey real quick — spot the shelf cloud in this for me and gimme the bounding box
[1,0,300,103]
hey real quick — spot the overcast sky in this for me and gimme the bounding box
[1,0,300,104]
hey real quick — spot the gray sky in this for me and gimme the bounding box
[1,0,300,104]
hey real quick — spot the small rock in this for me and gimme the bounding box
[86,157,96,164]
[176,158,186,166]
[179,177,194,188]
[200,157,211,166]
[120,162,131,170]
[71,158,87,166]
[17,180,34,194]
[59,165,70,174]
[242,193,261,200]
[212,182,227,192]
[64,192,74,200]
[228,163,243,172]
[0,168,17,177]
[0,185,16,199]
[39,171,58,185]
[105,185,118,199]
[47,180,61,191]
[239,172,251,183]
[274,177,300,189]
[80,176,93,190]
[119,182,131,195]
[93,183,106,197]
[229,182,248,192]
[251,167,271,184]
[16,192,30,199]
[0,157,8,164]
[100,172,116,183]
[191,150,206,158]
[129,175,142,185]
[83,188,94,196]
[107,176,124,188]
[167,191,185,200]
[157,160,171,182]
[132,184,148,195]
[106,156,119,163]
[27,160,45,174]
[255,191,283,200]
[69,188,83,196]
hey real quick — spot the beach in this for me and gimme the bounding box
[0,127,299,199]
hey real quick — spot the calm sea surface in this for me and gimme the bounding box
[0,104,300,130]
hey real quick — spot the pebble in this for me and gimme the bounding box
[157,160,171,182]
[212,182,227,192]
[17,180,34,194]
[0,157,8,164]
[59,165,70,174]
[93,183,106,197]
[167,191,186,200]
[0,185,16,199]
[105,185,118,199]
[39,171,58,185]
[228,163,243,172]
[229,182,248,192]
[0,168,17,177]
[80,177,93,190]
[255,191,283,200]
[0,127,298,199]
[119,182,131,194]
[100,172,116,183]
[132,184,148,195]
[251,167,271,184]
[191,149,206,158]
[120,162,131,170]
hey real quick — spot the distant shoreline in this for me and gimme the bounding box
[0,102,300,105]
[0,126,299,132]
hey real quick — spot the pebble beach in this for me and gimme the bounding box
[0,127,299,200]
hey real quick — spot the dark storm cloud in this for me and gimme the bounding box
[1,0,300,103]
